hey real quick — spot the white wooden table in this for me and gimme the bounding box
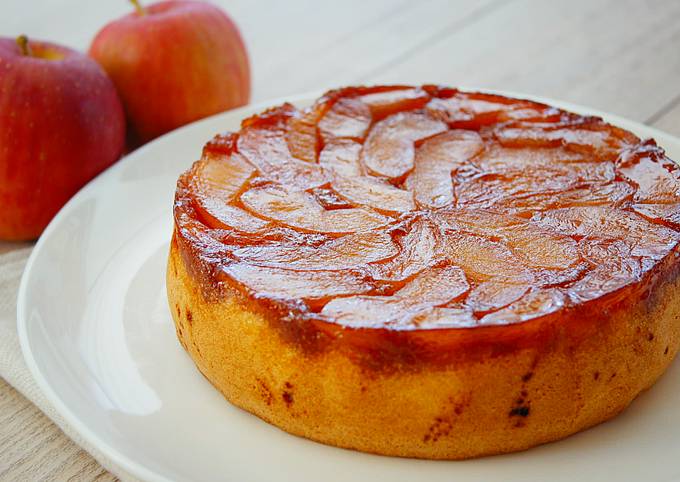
[2,0,680,479]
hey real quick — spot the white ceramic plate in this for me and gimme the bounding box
[18,90,680,482]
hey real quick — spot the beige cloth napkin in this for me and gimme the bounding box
[0,246,139,482]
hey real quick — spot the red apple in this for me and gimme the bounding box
[89,0,251,144]
[0,36,126,241]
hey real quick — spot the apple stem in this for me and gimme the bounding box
[130,0,146,15]
[16,35,33,57]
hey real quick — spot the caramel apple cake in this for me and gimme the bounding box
[167,85,680,459]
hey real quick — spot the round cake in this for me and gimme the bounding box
[167,85,680,459]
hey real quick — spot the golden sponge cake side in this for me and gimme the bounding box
[167,232,680,459]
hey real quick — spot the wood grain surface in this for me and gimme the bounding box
[0,379,115,482]
[1,0,679,480]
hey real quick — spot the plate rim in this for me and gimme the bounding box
[16,87,680,482]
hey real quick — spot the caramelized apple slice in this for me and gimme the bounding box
[618,142,680,227]
[480,288,567,325]
[569,264,641,303]
[454,165,595,209]
[632,204,680,229]
[494,120,636,159]
[191,153,254,200]
[237,123,327,189]
[203,132,238,156]
[501,224,586,286]
[189,153,256,229]
[409,306,477,328]
[362,112,447,179]
[331,175,414,215]
[197,203,270,233]
[360,87,430,120]
[222,263,375,306]
[532,206,679,260]
[437,209,581,276]
[619,143,680,202]
[466,281,530,313]
[371,217,442,281]
[321,264,469,327]
[480,289,566,325]
[286,111,320,163]
[396,263,469,302]
[408,130,483,208]
[436,208,522,236]
[175,213,232,260]
[451,173,523,209]
[426,93,553,129]
[472,145,588,171]
[232,231,397,270]
[501,224,580,271]
[240,185,389,234]
[318,97,371,141]
[474,144,615,184]
[319,139,363,177]
[443,232,533,283]
[500,182,634,211]
[567,240,643,302]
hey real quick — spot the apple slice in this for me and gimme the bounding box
[569,240,643,302]
[240,184,389,234]
[371,217,442,281]
[362,112,447,179]
[618,142,680,228]
[501,224,580,271]
[619,143,680,202]
[409,306,477,328]
[474,144,616,184]
[318,97,371,141]
[232,230,397,270]
[437,208,581,276]
[331,175,415,215]
[532,206,679,260]
[222,263,375,306]
[500,223,586,286]
[237,122,327,189]
[320,264,469,328]
[494,120,637,159]
[454,166,582,209]
[466,281,530,313]
[494,123,602,149]
[480,289,566,325]
[426,93,553,129]
[436,208,522,235]
[189,153,259,229]
[286,110,320,163]
[191,153,254,199]
[500,182,634,211]
[396,263,469,303]
[569,263,641,303]
[319,139,363,177]
[472,145,588,171]
[443,231,533,283]
[632,204,680,229]
[360,87,430,120]
[196,203,269,233]
[203,132,238,156]
[408,130,483,208]
[175,212,232,259]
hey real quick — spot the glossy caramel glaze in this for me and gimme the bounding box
[173,85,680,365]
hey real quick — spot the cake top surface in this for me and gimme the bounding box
[174,85,680,331]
